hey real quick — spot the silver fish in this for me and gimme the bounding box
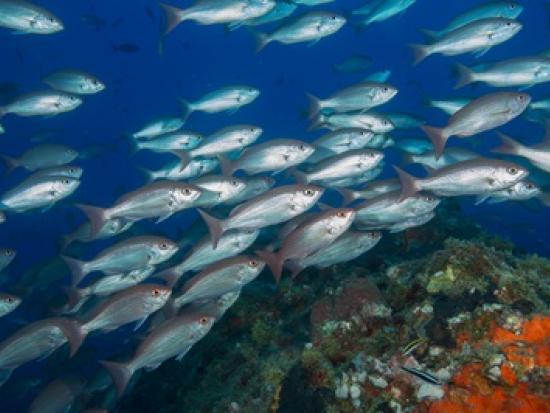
[42,70,105,95]
[319,165,384,188]
[421,92,530,159]
[0,91,82,117]
[228,1,297,30]
[393,138,433,154]
[172,255,264,310]
[493,130,550,173]
[395,158,528,200]
[455,56,550,89]
[220,138,314,176]
[338,178,401,204]
[77,181,202,236]
[28,165,83,180]
[61,236,178,286]
[181,85,260,118]
[427,97,471,116]
[312,111,394,133]
[355,0,416,26]
[0,293,20,317]
[225,176,275,205]
[132,117,185,140]
[61,219,133,249]
[293,149,383,184]
[387,212,435,233]
[142,158,218,182]
[406,147,478,170]
[411,18,522,64]
[0,176,80,213]
[256,208,356,283]
[192,175,246,207]
[0,248,15,272]
[255,11,346,51]
[100,312,215,396]
[312,128,375,154]
[1,144,78,172]
[478,180,540,205]
[161,0,276,33]
[0,0,63,34]
[28,378,84,413]
[132,131,203,153]
[199,184,324,248]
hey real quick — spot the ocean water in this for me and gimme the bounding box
[0,0,549,412]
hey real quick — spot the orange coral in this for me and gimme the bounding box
[490,315,550,345]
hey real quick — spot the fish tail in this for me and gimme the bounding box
[305,92,323,120]
[419,28,439,39]
[59,234,74,251]
[286,260,304,280]
[0,107,6,118]
[217,154,234,176]
[493,132,524,156]
[255,249,283,284]
[137,166,155,183]
[0,154,17,175]
[336,188,357,206]
[63,286,87,310]
[159,2,186,35]
[55,318,86,357]
[308,113,327,131]
[0,369,13,388]
[454,63,476,89]
[421,125,449,160]
[76,203,108,239]
[100,360,134,398]
[154,267,181,288]
[290,168,310,184]
[253,31,270,53]
[163,297,179,318]
[171,150,191,171]
[409,43,430,66]
[61,255,89,286]
[198,209,225,249]
[394,166,420,202]
[180,99,193,121]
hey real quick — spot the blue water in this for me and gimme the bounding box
[0,0,549,411]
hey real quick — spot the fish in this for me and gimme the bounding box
[112,43,140,53]
[354,0,416,26]
[420,1,523,39]
[393,138,433,155]
[228,0,297,30]
[333,55,372,73]
[254,11,346,52]
[132,117,185,139]
[312,111,395,133]
[421,92,531,159]
[455,56,550,89]
[426,97,471,116]
[401,336,428,356]
[529,98,550,112]
[0,176,80,213]
[307,82,398,118]
[493,130,550,173]
[0,248,16,272]
[306,129,376,163]
[256,208,356,283]
[386,211,435,233]
[181,86,260,119]
[225,176,276,205]
[0,0,63,34]
[64,266,156,311]
[61,236,178,286]
[405,147,478,170]
[285,230,382,277]
[0,318,83,380]
[171,255,265,311]
[160,0,276,33]
[157,229,260,287]
[387,113,425,129]
[28,377,85,413]
[320,163,384,188]
[77,284,171,337]
[179,124,262,163]
[42,70,105,95]
[292,149,384,184]
[131,131,203,153]
[185,290,241,322]
[338,178,401,204]
[394,158,528,200]
[355,191,440,228]
[1,144,78,173]
[199,184,324,248]
[100,312,215,396]
[411,18,522,65]
[61,219,133,250]
[400,366,443,386]
[28,165,83,180]
[0,293,21,317]
[477,180,540,205]
[0,91,82,118]
[219,139,314,176]
[192,175,246,207]
[141,158,218,182]
[76,181,202,236]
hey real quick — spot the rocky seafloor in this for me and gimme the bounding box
[113,200,550,413]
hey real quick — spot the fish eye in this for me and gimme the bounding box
[509,3,516,8]
[231,179,239,186]
[303,189,314,196]
[331,16,336,20]
[249,127,255,132]
[383,87,389,92]
[299,144,305,150]
[383,120,389,125]
[248,260,258,267]
[337,211,347,218]
[425,195,435,202]
[5,296,14,303]
[526,183,534,189]
[151,288,161,297]
[183,188,192,195]
[4,250,13,256]
[160,242,170,249]
[368,151,376,158]
[506,21,512,26]
[63,179,70,184]
[245,229,255,234]
[199,316,209,326]
[507,167,519,175]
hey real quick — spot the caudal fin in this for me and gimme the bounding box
[290,168,310,184]
[0,155,17,175]
[421,125,449,160]
[159,2,185,35]
[76,204,108,239]
[61,255,89,286]
[154,267,181,288]
[285,260,304,280]
[393,166,420,202]
[63,286,87,310]
[137,166,155,183]
[100,360,134,398]
[409,44,430,66]
[255,249,284,284]
[493,132,524,156]
[198,209,225,249]
[336,188,357,206]
[419,28,440,39]
[171,150,192,171]
[253,31,270,53]
[55,318,86,357]
[305,93,323,120]
[180,99,193,121]
[217,155,235,176]
[454,63,476,89]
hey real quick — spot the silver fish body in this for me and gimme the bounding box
[313,111,394,133]
[144,158,218,181]
[0,91,82,117]
[132,117,185,140]
[0,293,20,317]
[43,70,105,95]
[134,131,203,153]
[192,175,246,207]
[188,124,262,158]
[0,0,63,34]
[183,85,260,117]
[2,144,78,172]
